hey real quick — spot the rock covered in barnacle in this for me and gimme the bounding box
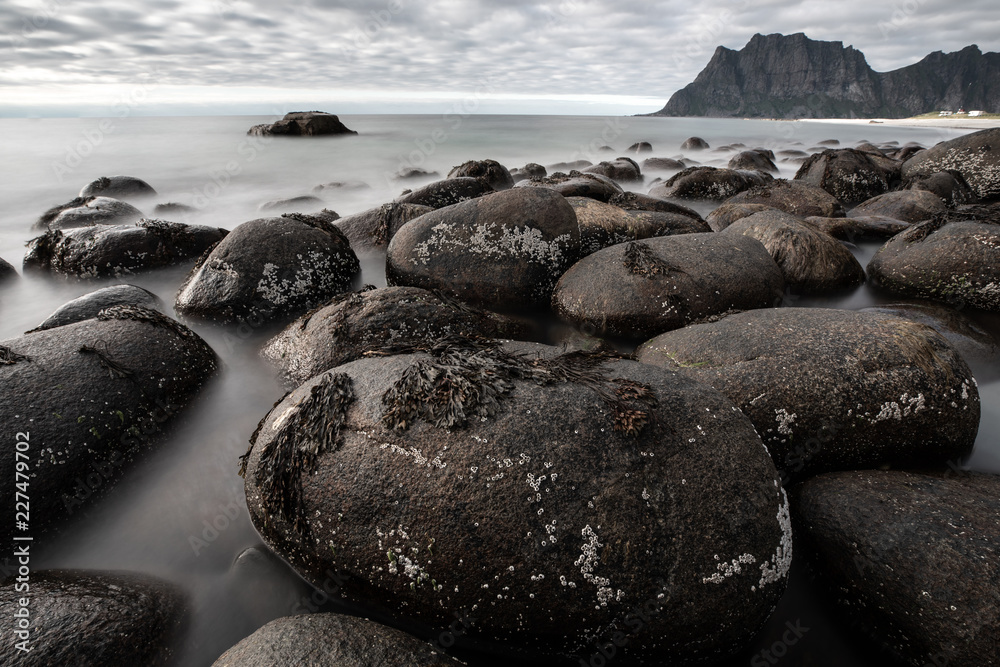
[242,338,789,665]
[637,308,980,482]
[901,128,1000,200]
[794,148,891,204]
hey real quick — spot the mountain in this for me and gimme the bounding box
[651,33,1000,118]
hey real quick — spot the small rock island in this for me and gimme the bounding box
[247,111,357,136]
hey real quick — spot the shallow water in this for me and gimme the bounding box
[0,114,996,665]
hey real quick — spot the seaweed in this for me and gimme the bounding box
[281,212,350,247]
[0,345,31,365]
[97,305,198,341]
[78,342,134,379]
[622,241,685,278]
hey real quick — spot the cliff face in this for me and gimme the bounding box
[654,33,999,118]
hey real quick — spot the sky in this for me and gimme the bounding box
[1,0,998,117]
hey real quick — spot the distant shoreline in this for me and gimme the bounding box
[796,117,1000,130]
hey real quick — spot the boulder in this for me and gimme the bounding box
[394,168,440,181]
[794,148,890,204]
[552,233,784,339]
[334,203,433,250]
[0,306,219,542]
[723,180,846,218]
[37,196,144,231]
[258,195,326,213]
[0,570,187,667]
[248,111,357,137]
[153,202,198,216]
[681,136,710,150]
[396,177,494,209]
[241,339,790,664]
[31,284,163,331]
[867,220,1000,311]
[0,257,17,283]
[728,150,778,173]
[567,197,710,256]
[648,167,771,201]
[793,470,1000,667]
[546,159,592,172]
[607,192,705,222]
[901,128,1000,200]
[705,203,775,232]
[636,308,980,481]
[312,180,371,193]
[261,286,529,387]
[79,175,157,200]
[515,171,623,202]
[904,170,975,208]
[848,190,946,223]
[890,144,924,161]
[627,141,653,153]
[386,188,580,312]
[722,210,865,292]
[805,215,909,241]
[642,157,686,171]
[175,214,359,325]
[23,220,228,279]
[583,157,642,183]
[447,159,515,191]
[510,163,546,183]
[213,614,464,667]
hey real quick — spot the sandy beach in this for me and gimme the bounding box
[800,117,1000,130]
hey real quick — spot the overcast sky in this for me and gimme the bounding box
[1,0,997,116]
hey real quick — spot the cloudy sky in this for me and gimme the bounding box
[1,0,998,116]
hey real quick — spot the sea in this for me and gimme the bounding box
[0,114,996,666]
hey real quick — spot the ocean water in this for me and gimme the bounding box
[0,114,995,666]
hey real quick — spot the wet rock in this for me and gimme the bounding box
[722,210,865,292]
[648,167,771,201]
[153,202,198,216]
[890,145,924,161]
[642,157,686,171]
[723,179,846,218]
[567,197,710,256]
[248,111,357,137]
[38,196,144,232]
[261,286,529,387]
[681,136,710,150]
[637,308,979,481]
[849,189,946,223]
[447,159,515,191]
[728,150,778,173]
[0,306,219,542]
[0,257,17,283]
[777,149,809,158]
[901,128,1000,200]
[312,180,371,193]
[627,141,653,153]
[546,159,592,172]
[0,570,187,667]
[31,284,163,331]
[583,157,642,182]
[510,163,546,183]
[515,171,624,203]
[394,167,440,181]
[818,139,840,146]
[213,614,464,667]
[867,220,1000,311]
[792,470,1000,667]
[704,203,774,232]
[334,202,433,250]
[175,214,359,325]
[386,188,579,312]
[258,195,326,213]
[552,233,784,339]
[23,220,228,280]
[396,177,494,209]
[241,338,790,664]
[607,192,705,222]
[805,215,909,241]
[904,170,975,208]
[79,175,157,200]
[794,148,890,204]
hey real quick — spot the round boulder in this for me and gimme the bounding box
[583,157,642,183]
[608,192,705,222]
[396,177,495,209]
[31,284,163,331]
[248,111,357,137]
[805,215,909,241]
[79,175,157,200]
[0,257,17,283]
[901,128,1000,200]
[637,308,980,482]
[627,141,653,153]
[38,196,144,231]
[258,195,326,213]
[681,137,710,150]
[728,150,778,173]
[723,180,846,218]
[386,188,580,312]
[648,167,770,201]
[334,202,433,250]
[567,197,711,256]
[552,233,785,339]
[705,203,775,232]
[848,190,946,223]
[795,148,890,204]
[642,157,686,172]
[515,172,623,202]
[175,214,360,325]
[510,163,546,183]
[905,170,974,208]
[447,159,515,191]
[242,339,790,664]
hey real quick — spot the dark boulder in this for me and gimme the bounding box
[79,175,157,200]
[258,195,326,213]
[793,470,1000,667]
[0,257,17,283]
[627,141,653,153]
[642,157,686,171]
[648,167,770,201]
[723,180,846,218]
[515,171,623,202]
[805,215,909,241]
[248,111,357,137]
[31,284,163,331]
[175,214,359,325]
[637,308,979,481]
[394,167,440,181]
[728,150,778,173]
[213,614,464,667]
[818,139,840,146]
[153,202,198,216]
[312,180,371,193]
[552,233,784,339]
[447,159,515,191]
[396,177,494,209]
[567,197,710,256]
[334,202,433,249]
[794,148,890,204]
[0,570,187,667]
[848,189,946,223]
[722,210,865,292]
[583,157,642,182]
[261,286,529,387]
[904,170,975,208]
[901,128,1000,200]
[890,144,924,161]
[608,192,705,222]
[386,188,580,312]
[23,220,228,279]
[867,220,1000,311]
[241,339,790,664]
[37,196,144,232]
[681,136,710,150]
[0,306,219,542]
[705,202,774,232]
[510,163,546,183]
[546,159,593,172]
